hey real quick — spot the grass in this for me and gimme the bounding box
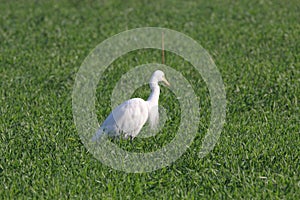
[0,0,299,199]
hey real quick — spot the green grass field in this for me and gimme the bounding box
[1,0,299,199]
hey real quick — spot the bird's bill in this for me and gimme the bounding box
[162,77,170,86]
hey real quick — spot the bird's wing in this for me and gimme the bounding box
[101,98,149,136]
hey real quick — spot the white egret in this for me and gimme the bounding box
[92,70,170,141]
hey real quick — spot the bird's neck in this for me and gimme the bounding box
[147,83,160,107]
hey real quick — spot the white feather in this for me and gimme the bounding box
[92,70,170,140]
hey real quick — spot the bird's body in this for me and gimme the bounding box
[92,70,169,141]
[97,98,149,139]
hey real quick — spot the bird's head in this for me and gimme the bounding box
[150,70,170,86]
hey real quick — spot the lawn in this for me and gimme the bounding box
[0,0,299,199]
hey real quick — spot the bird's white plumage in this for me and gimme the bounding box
[92,70,170,141]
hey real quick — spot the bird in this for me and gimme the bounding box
[92,70,170,141]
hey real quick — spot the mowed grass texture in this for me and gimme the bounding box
[0,0,299,199]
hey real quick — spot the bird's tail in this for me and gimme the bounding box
[91,128,103,142]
